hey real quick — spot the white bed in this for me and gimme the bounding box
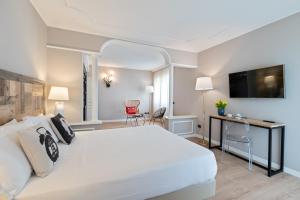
[16,125,217,200]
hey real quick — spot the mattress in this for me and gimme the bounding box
[16,125,217,200]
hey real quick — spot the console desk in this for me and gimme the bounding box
[208,115,285,177]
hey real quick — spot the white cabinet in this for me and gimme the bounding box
[165,115,198,135]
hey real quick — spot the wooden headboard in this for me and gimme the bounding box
[0,69,45,125]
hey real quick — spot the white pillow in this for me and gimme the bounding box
[0,125,33,198]
[19,124,59,177]
[22,116,59,143]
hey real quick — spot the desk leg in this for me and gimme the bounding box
[268,128,273,177]
[209,117,212,149]
[220,120,223,148]
[280,127,285,171]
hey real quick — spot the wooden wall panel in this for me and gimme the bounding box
[0,69,45,125]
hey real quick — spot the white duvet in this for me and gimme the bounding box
[16,125,217,200]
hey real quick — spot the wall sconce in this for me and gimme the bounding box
[103,73,113,87]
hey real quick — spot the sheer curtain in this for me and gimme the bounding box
[153,67,170,115]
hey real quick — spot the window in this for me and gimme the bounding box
[153,67,170,115]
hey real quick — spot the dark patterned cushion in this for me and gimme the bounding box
[50,114,75,144]
[153,107,166,118]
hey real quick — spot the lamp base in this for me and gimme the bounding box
[54,102,65,116]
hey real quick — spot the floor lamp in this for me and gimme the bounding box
[195,77,213,144]
[145,85,154,114]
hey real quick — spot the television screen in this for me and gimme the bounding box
[229,65,285,98]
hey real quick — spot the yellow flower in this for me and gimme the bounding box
[215,100,228,109]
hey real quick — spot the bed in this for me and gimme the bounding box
[16,126,217,200]
[0,69,217,200]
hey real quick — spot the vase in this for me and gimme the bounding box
[218,108,225,116]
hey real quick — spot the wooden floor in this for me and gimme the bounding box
[99,120,163,130]
[99,122,300,200]
[188,137,300,200]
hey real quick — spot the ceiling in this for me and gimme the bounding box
[98,41,166,71]
[31,0,300,52]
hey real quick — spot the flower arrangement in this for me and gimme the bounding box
[215,100,228,116]
[215,100,228,109]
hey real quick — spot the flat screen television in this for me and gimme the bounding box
[229,65,285,98]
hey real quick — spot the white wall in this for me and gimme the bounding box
[0,0,47,80]
[173,67,198,116]
[197,12,300,173]
[47,48,83,123]
[99,67,152,120]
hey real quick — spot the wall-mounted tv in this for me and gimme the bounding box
[229,65,285,98]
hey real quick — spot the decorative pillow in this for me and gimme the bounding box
[19,125,59,177]
[126,106,137,114]
[22,116,59,143]
[0,126,33,198]
[49,114,75,144]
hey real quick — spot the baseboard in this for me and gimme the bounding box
[196,134,300,178]
[284,167,300,178]
[101,117,151,123]
[181,134,201,138]
[70,120,102,126]
[101,119,127,123]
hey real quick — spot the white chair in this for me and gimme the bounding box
[222,121,253,170]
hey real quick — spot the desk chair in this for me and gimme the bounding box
[222,121,253,170]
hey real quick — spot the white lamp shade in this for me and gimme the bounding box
[145,85,154,93]
[195,77,213,91]
[48,86,69,101]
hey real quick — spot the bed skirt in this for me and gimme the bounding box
[149,179,216,200]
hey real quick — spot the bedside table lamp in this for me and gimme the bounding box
[195,77,213,144]
[48,86,69,116]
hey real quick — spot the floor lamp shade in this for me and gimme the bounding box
[48,86,69,116]
[145,85,154,93]
[195,77,213,91]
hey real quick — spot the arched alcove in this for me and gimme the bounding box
[93,40,174,121]
[99,40,172,69]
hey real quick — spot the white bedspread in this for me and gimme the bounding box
[16,125,217,200]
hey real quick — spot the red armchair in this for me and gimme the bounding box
[125,100,142,126]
